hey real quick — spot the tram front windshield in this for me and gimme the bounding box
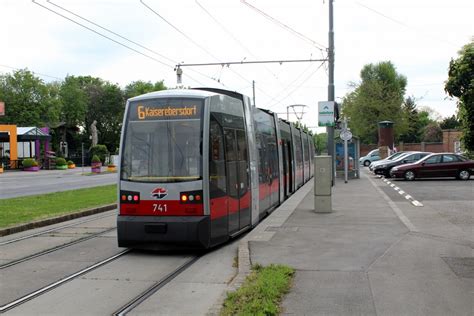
[121,98,203,183]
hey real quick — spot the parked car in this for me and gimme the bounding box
[390,153,474,180]
[369,151,413,171]
[359,149,380,167]
[373,152,431,177]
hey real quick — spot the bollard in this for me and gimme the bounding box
[314,156,332,213]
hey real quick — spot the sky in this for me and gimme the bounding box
[1,0,472,133]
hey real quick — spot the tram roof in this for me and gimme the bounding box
[128,88,221,102]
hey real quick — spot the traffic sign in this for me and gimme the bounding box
[340,130,352,141]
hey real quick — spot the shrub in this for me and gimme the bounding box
[90,145,109,163]
[91,155,101,163]
[56,157,67,166]
[22,158,38,168]
[67,160,74,166]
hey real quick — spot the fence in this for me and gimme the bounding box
[360,142,445,157]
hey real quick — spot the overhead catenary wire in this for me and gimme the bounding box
[195,0,283,82]
[177,58,328,107]
[140,0,232,68]
[47,0,176,65]
[265,61,324,107]
[0,63,62,81]
[354,1,458,48]
[32,0,212,86]
[31,0,173,69]
[195,0,294,100]
[29,0,326,108]
[240,0,327,51]
[139,0,277,100]
[39,0,217,86]
[268,61,326,108]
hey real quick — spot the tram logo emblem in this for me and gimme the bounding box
[151,187,167,199]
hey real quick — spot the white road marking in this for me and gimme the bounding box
[411,200,423,207]
[366,173,418,232]
[377,177,423,208]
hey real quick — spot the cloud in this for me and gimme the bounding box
[1,0,472,125]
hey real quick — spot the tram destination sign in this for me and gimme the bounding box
[129,99,202,121]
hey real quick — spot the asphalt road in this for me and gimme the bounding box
[367,169,474,238]
[0,168,117,199]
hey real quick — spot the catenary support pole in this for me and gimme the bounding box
[327,0,335,185]
[252,80,256,106]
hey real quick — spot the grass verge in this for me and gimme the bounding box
[220,264,295,316]
[0,185,117,228]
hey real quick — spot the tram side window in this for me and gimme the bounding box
[209,118,227,196]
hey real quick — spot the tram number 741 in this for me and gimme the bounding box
[153,204,167,213]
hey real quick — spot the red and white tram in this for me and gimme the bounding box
[117,88,314,249]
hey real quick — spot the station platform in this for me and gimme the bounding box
[229,170,473,315]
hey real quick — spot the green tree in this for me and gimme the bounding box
[0,69,59,126]
[57,76,88,150]
[124,80,166,100]
[439,115,460,130]
[96,82,124,153]
[60,76,87,129]
[77,78,124,153]
[342,61,408,144]
[399,96,420,143]
[445,40,474,155]
[293,121,311,134]
[313,133,328,155]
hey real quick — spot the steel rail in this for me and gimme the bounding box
[0,249,130,313]
[0,227,117,269]
[113,255,201,315]
[0,212,115,246]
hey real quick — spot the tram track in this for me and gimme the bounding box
[0,211,116,246]
[0,227,117,269]
[0,249,131,313]
[113,255,202,316]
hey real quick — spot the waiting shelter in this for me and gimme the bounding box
[0,125,51,169]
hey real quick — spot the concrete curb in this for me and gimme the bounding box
[0,204,117,237]
[207,180,314,315]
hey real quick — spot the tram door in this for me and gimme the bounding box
[283,140,292,197]
[224,128,250,235]
[282,141,288,198]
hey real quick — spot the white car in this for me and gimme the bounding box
[359,149,380,167]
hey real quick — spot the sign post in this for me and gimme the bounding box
[339,117,352,183]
